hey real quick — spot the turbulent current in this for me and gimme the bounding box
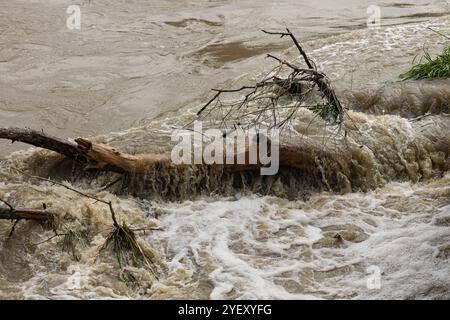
[1,0,450,299]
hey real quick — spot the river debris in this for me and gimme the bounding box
[197,29,344,130]
[0,31,347,187]
[0,29,353,286]
[99,222,159,281]
[0,198,57,236]
[400,29,449,80]
[2,171,160,284]
[400,46,450,80]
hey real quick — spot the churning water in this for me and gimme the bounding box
[0,0,449,299]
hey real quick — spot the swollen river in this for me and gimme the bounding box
[0,0,450,299]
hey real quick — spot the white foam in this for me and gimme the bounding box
[147,177,450,299]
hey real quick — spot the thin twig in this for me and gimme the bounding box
[262,28,314,69]
[427,27,450,40]
[0,198,14,211]
[8,220,19,239]
[131,227,163,232]
[33,233,66,246]
[17,169,119,228]
[99,176,123,191]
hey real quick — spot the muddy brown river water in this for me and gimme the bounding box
[1,0,449,154]
[0,0,450,299]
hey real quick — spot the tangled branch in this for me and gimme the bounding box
[197,28,344,132]
[15,170,159,280]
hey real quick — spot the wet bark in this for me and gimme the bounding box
[0,127,84,162]
[0,207,53,221]
[0,127,158,174]
[0,127,328,175]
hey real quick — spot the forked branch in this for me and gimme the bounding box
[197,28,344,129]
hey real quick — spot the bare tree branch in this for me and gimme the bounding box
[197,29,344,130]
[17,170,120,228]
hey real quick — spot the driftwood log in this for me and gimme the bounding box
[0,127,330,175]
[0,30,349,198]
[0,198,54,229]
[0,127,170,174]
[0,207,53,221]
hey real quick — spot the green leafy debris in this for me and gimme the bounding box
[400,46,450,80]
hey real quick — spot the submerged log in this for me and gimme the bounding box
[0,127,84,162]
[0,127,165,174]
[0,29,342,180]
[0,127,330,175]
[74,137,169,173]
[0,207,53,221]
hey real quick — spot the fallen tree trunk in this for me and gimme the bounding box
[0,127,330,175]
[0,29,342,179]
[0,127,166,174]
[0,127,85,163]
